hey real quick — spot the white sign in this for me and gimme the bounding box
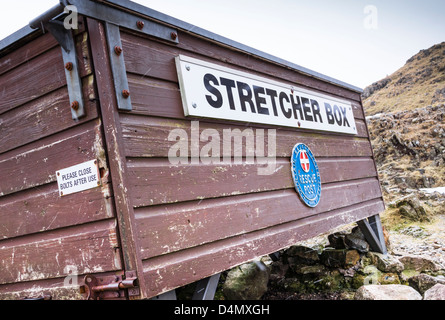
[176,55,357,135]
[56,160,101,196]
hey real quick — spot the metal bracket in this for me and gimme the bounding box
[192,273,221,300]
[151,289,177,300]
[28,0,181,114]
[44,20,86,120]
[67,0,179,44]
[80,271,140,300]
[357,214,387,255]
[105,22,132,111]
[269,251,281,262]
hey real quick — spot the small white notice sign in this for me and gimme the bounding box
[56,160,101,196]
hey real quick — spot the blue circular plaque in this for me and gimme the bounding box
[291,143,321,207]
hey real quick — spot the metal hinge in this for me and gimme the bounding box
[80,271,140,300]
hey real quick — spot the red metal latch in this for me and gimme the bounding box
[80,271,140,300]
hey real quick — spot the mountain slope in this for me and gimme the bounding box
[363,42,445,116]
[362,42,445,204]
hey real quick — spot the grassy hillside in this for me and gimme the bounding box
[363,42,445,115]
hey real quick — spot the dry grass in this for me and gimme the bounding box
[363,42,445,115]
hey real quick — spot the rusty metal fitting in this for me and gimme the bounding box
[114,46,123,56]
[170,32,178,40]
[65,62,73,71]
[136,21,145,30]
[122,90,130,99]
[71,101,80,111]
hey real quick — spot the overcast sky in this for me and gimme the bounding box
[1,0,444,89]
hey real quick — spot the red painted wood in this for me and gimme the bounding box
[141,199,384,297]
[0,219,122,285]
[128,157,378,207]
[136,178,382,259]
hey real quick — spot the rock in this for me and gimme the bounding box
[284,246,319,272]
[327,227,369,253]
[399,254,440,272]
[424,284,445,300]
[408,273,445,295]
[294,264,328,275]
[269,260,289,282]
[395,195,431,221]
[368,252,404,273]
[222,261,269,300]
[278,277,304,292]
[327,232,347,249]
[352,265,382,288]
[380,273,401,285]
[345,227,370,253]
[352,264,400,288]
[399,225,430,238]
[320,249,360,268]
[398,204,419,220]
[354,285,422,300]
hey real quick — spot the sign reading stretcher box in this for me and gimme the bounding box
[56,160,101,196]
[176,55,357,135]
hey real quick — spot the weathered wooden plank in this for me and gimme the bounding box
[0,182,114,240]
[0,275,84,300]
[0,46,63,114]
[0,268,120,300]
[0,75,98,154]
[87,18,147,297]
[126,73,367,128]
[0,120,106,197]
[135,177,382,259]
[121,31,362,103]
[120,114,372,159]
[0,219,122,285]
[0,32,58,76]
[0,31,92,115]
[141,198,384,298]
[128,157,378,207]
[127,73,184,119]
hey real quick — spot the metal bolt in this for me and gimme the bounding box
[192,103,197,108]
[185,65,190,71]
[65,62,73,71]
[71,101,80,111]
[114,46,123,56]
[136,21,145,30]
[170,32,178,40]
[122,90,131,99]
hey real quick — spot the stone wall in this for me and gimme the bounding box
[221,227,445,300]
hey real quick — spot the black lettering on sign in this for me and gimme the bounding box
[220,77,236,110]
[290,95,303,120]
[265,89,278,116]
[253,85,269,115]
[325,103,335,125]
[325,103,350,127]
[279,92,292,119]
[311,99,323,123]
[340,106,350,127]
[204,73,223,108]
[301,97,313,122]
[333,105,342,125]
[237,81,256,113]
